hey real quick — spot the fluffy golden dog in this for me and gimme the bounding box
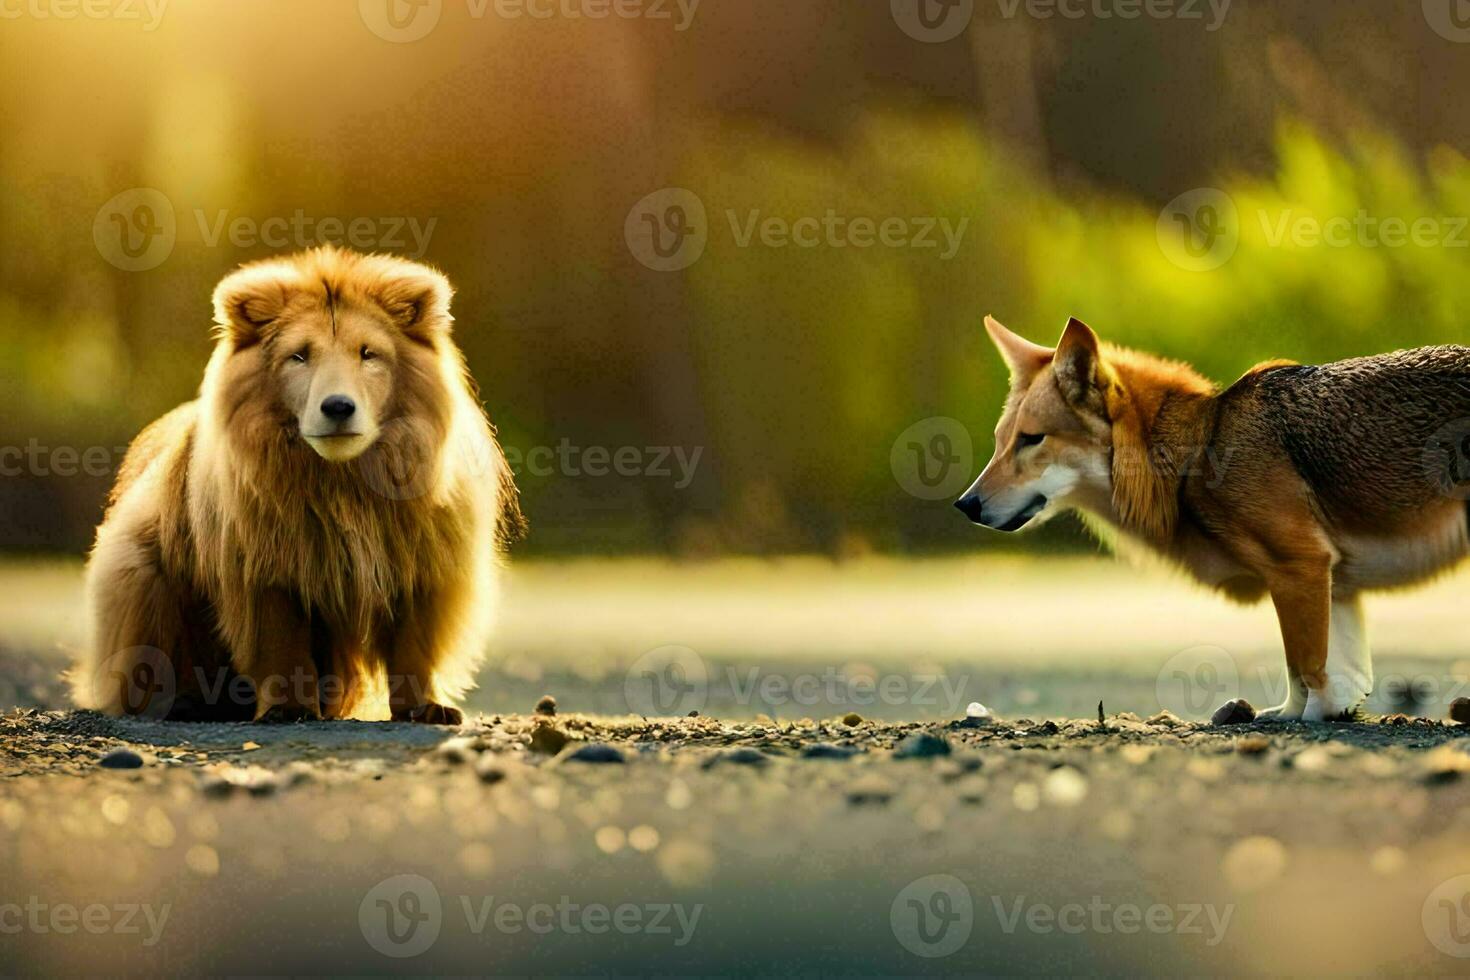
[75,247,523,723]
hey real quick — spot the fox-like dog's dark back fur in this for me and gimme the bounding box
[1234,347,1470,522]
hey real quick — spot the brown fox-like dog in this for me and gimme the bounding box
[74,247,524,724]
[957,316,1470,722]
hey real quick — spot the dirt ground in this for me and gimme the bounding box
[5,703,1470,976]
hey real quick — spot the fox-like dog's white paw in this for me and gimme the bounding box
[1253,674,1308,722]
[1302,677,1370,723]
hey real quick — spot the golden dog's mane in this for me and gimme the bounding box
[81,247,522,719]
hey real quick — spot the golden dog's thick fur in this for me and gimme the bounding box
[74,247,522,723]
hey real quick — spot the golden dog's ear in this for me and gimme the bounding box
[371,266,454,341]
[1053,317,1104,408]
[212,262,296,346]
[984,315,1052,381]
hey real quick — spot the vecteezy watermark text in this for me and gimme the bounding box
[504,441,703,489]
[623,645,971,717]
[625,188,970,272]
[358,0,700,43]
[359,875,702,958]
[994,0,1230,31]
[991,896,1233,946]
[0,0,168,29]
[0,899,170,946]
[93,187,438,272]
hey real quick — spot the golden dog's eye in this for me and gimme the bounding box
[289,349,309,364]
[360,345,376,362]
[1017,432,1045,449]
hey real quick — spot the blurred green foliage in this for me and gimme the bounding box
[3,93,1468,555]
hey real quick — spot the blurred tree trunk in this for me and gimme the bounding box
[969,12,1049,179]
[604,26,724,549]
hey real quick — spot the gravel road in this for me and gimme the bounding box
[5,704,1470,976]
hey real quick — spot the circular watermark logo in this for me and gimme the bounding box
[1157,188,1239,272]
[1155,644,1238,719]
[624,644,708,717]
[625,188,708,272]
[90,646,176,720]
[1424,0,1470,42]
[359,0,442,42]
[891,417,973,501]
[93,188,175,272]
[1424,875,1470,957]
[360,874,442,958]
[891,873,973,958]
[1423,418,1470,501]
[890,0,974,43]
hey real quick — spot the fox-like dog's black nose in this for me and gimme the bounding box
[321,395,356,421]
[954,494,985,523]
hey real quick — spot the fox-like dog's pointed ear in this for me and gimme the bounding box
[211,262,297,346]
[370,266,454,341]
[1053,317,1103,407]
[984,315,1053,380]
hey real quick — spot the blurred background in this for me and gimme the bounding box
[3,0,1470,722]
[4,0,1470,557]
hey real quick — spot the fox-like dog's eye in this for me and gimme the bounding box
[289,349,309,364]
[1017,432,1046,449]
[360,345,376,362]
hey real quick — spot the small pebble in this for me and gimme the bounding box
[475,756,507,784]
[99,749,144,770]
[802,743,859,760]
[1289,746,1332,773]
[198,775,235,798]
[433,737,480,764]
[535,695,557,717]
[1235,736,1271,755]
[567,743,625,764]
[1222,835,1288,891]
[1042,766,1089,806]
[960,702,993,728]
[846,774,895,805]
[842,713,864,727]
[1450,698,1470,725]
[704,747,768,768]
[530,725,570,756]
[1211,699,1256,726]
[894,732,951,759]
[1423,745,1470,784]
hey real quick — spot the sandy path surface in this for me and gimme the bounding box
[5,706,1470,976]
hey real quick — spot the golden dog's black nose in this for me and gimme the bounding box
[321,395,356,421]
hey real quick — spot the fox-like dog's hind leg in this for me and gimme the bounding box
[1256,597,1372,721]
[1312,594,1373,721]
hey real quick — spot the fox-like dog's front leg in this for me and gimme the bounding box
[1263,558,1331,722]
[1262,558,1371,722]
[240,588,321,722]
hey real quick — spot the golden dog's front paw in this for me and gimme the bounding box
[255,702,322,724]
[394,702,463,726]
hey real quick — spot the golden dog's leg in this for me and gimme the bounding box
[243,589,320,723]
[1264,557,1334,722]
[384,592,464,726]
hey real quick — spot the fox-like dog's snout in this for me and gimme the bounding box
[958,313,1470,724]
[953,487,1046,532]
